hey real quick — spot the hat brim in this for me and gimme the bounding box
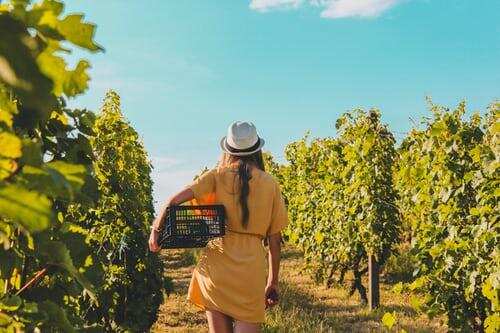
[220,137,265,156]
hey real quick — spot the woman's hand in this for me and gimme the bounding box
[149,229,160,252]
[265,282,279,308]
[148,190,195,253]
[148,198,173,253]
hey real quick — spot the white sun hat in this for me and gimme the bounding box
[220,121,265,156]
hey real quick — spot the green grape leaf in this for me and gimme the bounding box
[38,300,75,333]
[0,294,22,311]
[19,162,87,200]
[0,312,13,326]
[492,120,500,134]
[430,120,446,136]
[63,60,90,96]
[19,165,70,198]
[28,0,64,29]
[21,301,39,315]
[362,133,375,155]
[0,184,53,232]
[409,277,427,291]
[10,0,30,10]
[409,294,427,312]
[0,158,17,180]
[0,14,56,118]
[0,108,13,127]
[59,223,91,268]
[37,0,64,14]
[0,250,18,279]
[37,41,91,97]
[314,231,324,244]
[0,87,18,127]
[69,109,96,136]
[0,131,22,158]
[19,139,42,166]
[484,313,500,333]
[482,277,499,311]
[46,161,87,192]
[392,282,404,294]
[382,311,397,329]
[57,14,103,52]
[38,240,96,301]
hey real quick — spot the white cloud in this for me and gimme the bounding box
[249,0,303,12]
[320,0,401,18]
[249,0,403,18]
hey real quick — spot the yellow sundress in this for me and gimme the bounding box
[186,166,288,323]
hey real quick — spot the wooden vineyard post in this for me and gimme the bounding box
[368,255,380,310]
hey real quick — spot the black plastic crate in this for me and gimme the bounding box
[159,205,226,249]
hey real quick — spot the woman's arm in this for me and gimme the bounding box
[149,188,195,252]
[265,233,282,307]
[151,188,195,231]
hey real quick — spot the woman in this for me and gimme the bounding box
[149,121,288,333]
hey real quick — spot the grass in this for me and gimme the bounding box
[152,246,447,332]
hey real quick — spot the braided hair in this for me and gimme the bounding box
[220,151,265,228]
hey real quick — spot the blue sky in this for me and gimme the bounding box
[64,0,500,209]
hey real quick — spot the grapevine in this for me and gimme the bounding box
[394,101,499,331]
[267,110,400,302]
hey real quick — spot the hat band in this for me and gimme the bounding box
[226,138,261,154]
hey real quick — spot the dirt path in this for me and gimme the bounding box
[152,250,206,332]
[152,247,446,332]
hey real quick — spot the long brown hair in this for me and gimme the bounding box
[219,150,265,228]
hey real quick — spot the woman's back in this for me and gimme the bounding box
[189,166,287,237]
